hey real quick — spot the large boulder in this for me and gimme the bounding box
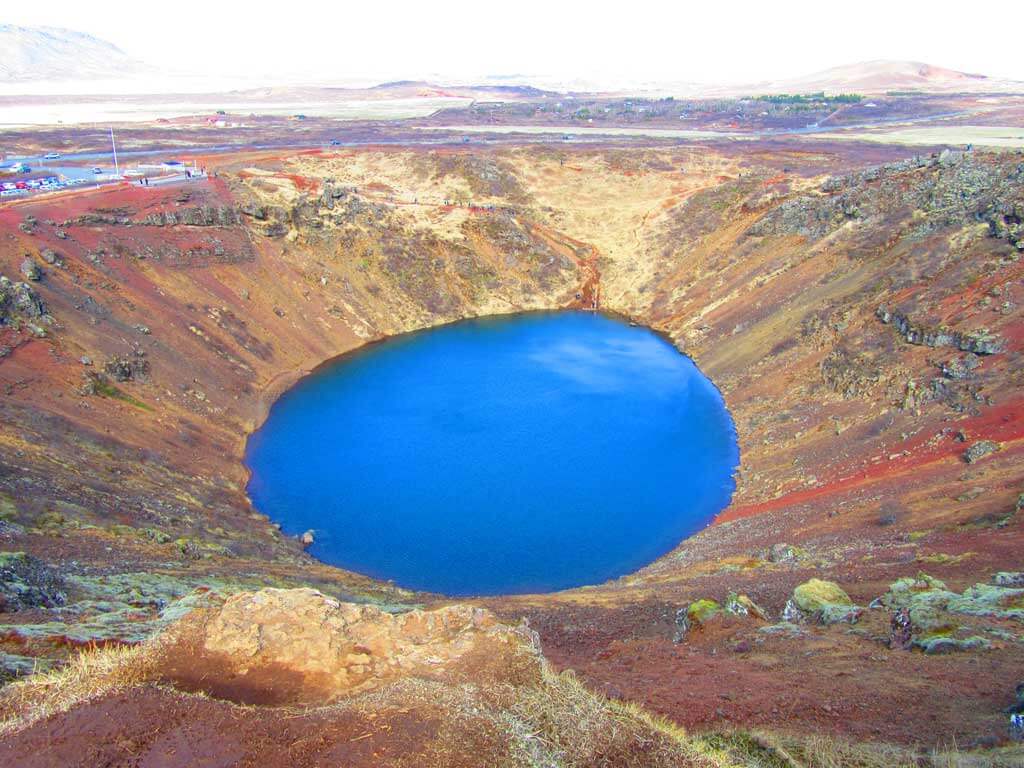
[792,578,852,611]
[157,588,544,704]
[783,578,861,624]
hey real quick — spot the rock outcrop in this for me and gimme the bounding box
[0,276,46,323]
[879,573,1023,653]
[876,307,1005,355]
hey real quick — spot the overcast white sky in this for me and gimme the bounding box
[6,1,1024,85]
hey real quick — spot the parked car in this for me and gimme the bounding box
[92,167,103,174]
[43,153,61,160]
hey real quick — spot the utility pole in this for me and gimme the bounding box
[109,128,119,176]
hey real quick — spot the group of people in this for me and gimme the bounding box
[135,167,207,187]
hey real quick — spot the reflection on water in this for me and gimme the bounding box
[529,335,687,396]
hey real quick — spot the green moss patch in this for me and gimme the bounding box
[687,599,722,626]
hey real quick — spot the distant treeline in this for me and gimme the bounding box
[752,92,864,104]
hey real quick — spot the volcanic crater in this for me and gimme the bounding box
[1,140,1023,764]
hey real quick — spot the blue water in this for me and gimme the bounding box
[245,311,738,596]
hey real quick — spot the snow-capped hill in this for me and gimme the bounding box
[0,24,151,82]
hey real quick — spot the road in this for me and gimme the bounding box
[1,104,1010,204]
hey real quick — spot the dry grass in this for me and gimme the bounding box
[699,729,1024,768]
[505,668,721,767]
[0,642,163,736]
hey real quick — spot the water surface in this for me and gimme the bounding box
[246,312,738,595]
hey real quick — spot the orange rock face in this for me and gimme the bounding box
[159,589,544,704]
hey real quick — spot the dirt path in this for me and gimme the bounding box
[527,221,602,310]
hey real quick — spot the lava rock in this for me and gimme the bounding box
[672,607,689,643]
[889,607,913,650]
[0,276,47,320]
[40,248,63,267]
[725,592,768,620]
[104,356,150,382]
[1005,683,1024,715]
[940,356,980,380]
[993,572,1024,587]
[20,258,42,281]
[0,552,67,611]
[767,543,800,563]
[964,440,1000,463]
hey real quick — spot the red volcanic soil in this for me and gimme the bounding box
[720,401,1024,523]
[531,612,1019,747]
[0,686,506,768]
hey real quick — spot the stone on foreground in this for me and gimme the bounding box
[157,588,545,704]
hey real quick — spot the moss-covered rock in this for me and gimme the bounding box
[918,634,991,654]
[883,572,1024,622]
[948,584,1024,621]
[883,572,949,602]
[793,579,853,611]
[687,599,722,626]
[174,536,233,559]
[879,572,1024,653]
[881,573,959,633]
[783,578,861,624]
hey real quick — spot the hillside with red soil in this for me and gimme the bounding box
[1,137,1023,764]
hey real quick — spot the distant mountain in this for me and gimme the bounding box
[371,80,554,98]
[442,61,1021,99]
[1,25,1018,102]
[744,60,1015,95]
[0,24,152,82]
